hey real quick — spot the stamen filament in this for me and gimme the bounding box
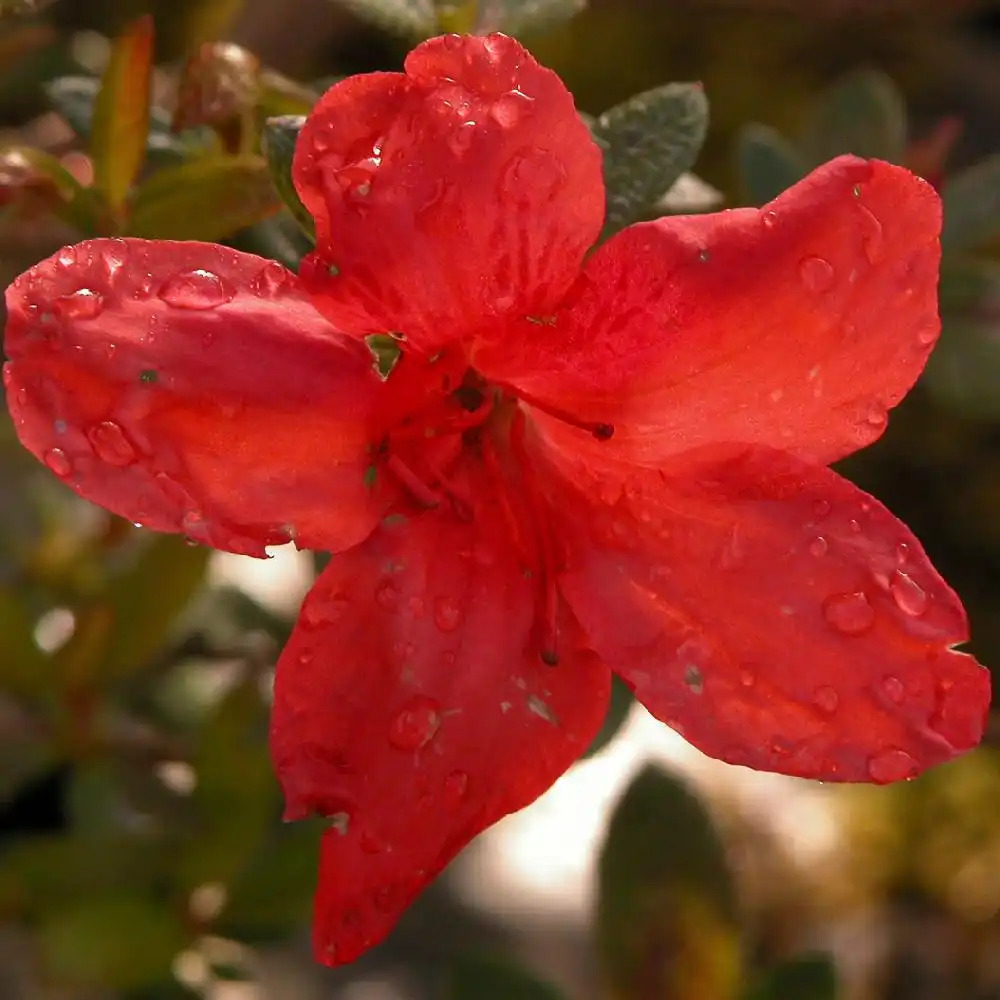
[497,382,614,441]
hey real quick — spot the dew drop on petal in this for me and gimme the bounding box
[433,596,463,633]
[823,591,875,635]
[88,421,136,467]
[798,256,835,293]
[858,205,884,264]
[444,770,469,802]
[388,695,441,752]
[889,569,928,617]
[44,447,71,477]
[813,685,839,713]
[867,748,918,783]
[490,90,532,128]
[250,260,290,298]
[374,579,400,612]
[158,269,235,310]
[53,287,104,320]
[808,536,828,557]
[812,499,831,520]
[881,675,905,704]
[761,210,778,229]
[739,666,756,688]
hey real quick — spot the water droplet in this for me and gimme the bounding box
[53,287,104,320]
[298,649,315,665]
[388,695,441,752]
[823,591,875,635]
[896,542,910,563]
[490,89,532,128]
[863,400,888,429]
[698,248,711,263]
[313,129,333,153]
[867,748,918,783]
[719,525,745,570]
[55,246,76,268]
[812,499,831,520]
[889,569,928,617]
[813,685,839,713]
[43,447,71,476]
[881,675,905,704]
[88,421,136,467]
[761,210,778,229]
[527,694,559,724]
[158,269,235,310]
[917,322,938,346]
[105,343,117,359]
[858,205,884,263]
[250,260,290,298]
[375,579,400,612]
[101,240,129,281]
[444,770,468,800]
[433,596,463,632]
[848,519,862,534]
[808,536,828,557]
[448,121,477,155]
[739,667,756,688]
[798,256,835,293]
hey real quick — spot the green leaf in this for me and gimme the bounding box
[99,534,209,681]
[39,894,188,990]
[736,123,807,205]
[582,674,633,758]
[128,155,281,240]
[459,0,586,34]
[229,212,315,270]
[942,155,1000,253]
[0,584,52,699]
[262,115,315,240]
[597,765,742,1000]
[0,145,102,232]
[802,69,907,165]
[91,15,154,210]
[450,953,567,1000]
[746,954,838,1000]
[331,0,436,36]
[593,82,709,238]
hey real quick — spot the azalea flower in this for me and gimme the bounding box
[2,32,991,966]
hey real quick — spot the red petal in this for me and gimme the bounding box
[4,239,383,555]
[475,157,941,468]
[294,33,603,353]
[270,500,609,965]
[541,443,989,783]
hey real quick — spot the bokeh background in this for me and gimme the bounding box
[2,1,1000,998]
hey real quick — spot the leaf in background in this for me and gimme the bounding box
[582,674,633,759]
[180,0,245,48]
[746,954,838,1000]
[258,70,319,118]
[471,0,586,35]
[597,765,742,1000]
[736,123,807,206]
[90,15,154,210]
[229,212,316,271]
[330,0,436,37]
[128,155,281,240]
[593,82,709,238]
[0,584,52,699]
[0,146,101,232]
[173,42,260,135]
[801,69,907,165]
[942,155,1000,253]
[98,534,209,682]
[0,0,54,16]
[262,115,315,239]
[175,679,279,890]
[450,953,567,1000]
[38,893,188,990]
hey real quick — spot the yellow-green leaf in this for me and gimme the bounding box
[128,155,281,240]
[91,15,154,210]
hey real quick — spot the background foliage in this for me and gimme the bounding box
[1,1,1000,998]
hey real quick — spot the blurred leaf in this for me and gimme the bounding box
[583,674,633,758]
[462,0,586,33]
[597,765,742,1000]
[0,0,53,16]
[923,259,1000,419]
[594,82,709,238]
[97,535,209,682]
[258,70,319,118]
[0,584,51,698]
[129,156,281,240]
[91,15,154,210]
[450,953,567,1000]
[737,123,806,205]
[801,69,907,165]
[746,954,838,1000]
[230,212,315,270]
[0,146,101,232]
[262,115,315,239]
[175,679,279,890]
[331,0,436,36]
[942,155,1000,253]
[221,821,322,939]
[39,893,187,989]
[0,713,55,803]
[181,0,244,48]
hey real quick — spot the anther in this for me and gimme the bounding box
[498,382,615,441]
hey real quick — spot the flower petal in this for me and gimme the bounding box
[270,497,609,965]
[542,442,989,782]
[476,157,941,468]
[4,238,383,555]
[294,33,604,353]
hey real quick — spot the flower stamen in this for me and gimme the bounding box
[497,381,614,440]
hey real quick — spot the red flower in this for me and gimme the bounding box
[3,32,991,966]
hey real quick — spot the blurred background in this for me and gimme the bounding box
[2,0,1000,998]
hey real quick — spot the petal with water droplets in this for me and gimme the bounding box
[4,238,384,555]
[293,33,603,353]
[271,494,609,966]
[476,157,941,469]
[539,442,990,782]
